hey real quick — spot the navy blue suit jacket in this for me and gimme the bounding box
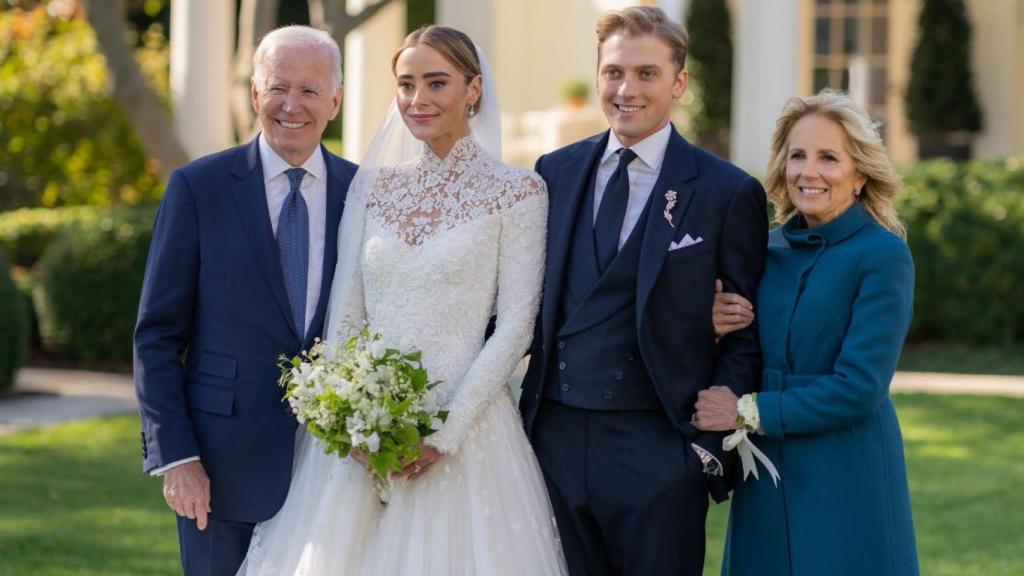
[520,127,767,499]
[133,138,356,522]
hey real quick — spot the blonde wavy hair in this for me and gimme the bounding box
[764,89,905,239]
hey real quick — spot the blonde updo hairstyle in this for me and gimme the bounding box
[390,26,483,116]
[764,89,906,239]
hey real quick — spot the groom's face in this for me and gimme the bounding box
[597,33,687,147]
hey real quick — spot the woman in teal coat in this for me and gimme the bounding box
[697,90,919,575]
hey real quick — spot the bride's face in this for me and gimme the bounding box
[395,44,481,158]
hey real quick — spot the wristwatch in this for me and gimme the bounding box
[693,445,723,477]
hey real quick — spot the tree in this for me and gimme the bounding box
[904,0,982,159]
[685,0,733,157]
[82,0,189,181]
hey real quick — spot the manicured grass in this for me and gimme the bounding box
[899,342,1024,375]
[1,394,1022,575]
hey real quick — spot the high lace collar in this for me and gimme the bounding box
[420,135,483,171]
[782,202,872,248]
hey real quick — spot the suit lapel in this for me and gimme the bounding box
[231,138,300,341]
[542,133,608,348]
[636,129,698,322]
[306,146,348,346]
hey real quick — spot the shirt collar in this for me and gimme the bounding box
[601,122,673,171]
[258,133,327,184]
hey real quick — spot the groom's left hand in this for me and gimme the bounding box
[402,442,442,480]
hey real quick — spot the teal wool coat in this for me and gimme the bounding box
[723,204,920,576]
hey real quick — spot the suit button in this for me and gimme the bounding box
[615,371,624,381]
[561,383,571,392]
[557,340,566,349]
[559,361,567,370]
[625,352,634,361]
[603,390,614,400]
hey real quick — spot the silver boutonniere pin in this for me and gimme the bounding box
[664,190,678,228]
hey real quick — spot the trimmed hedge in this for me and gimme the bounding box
[0,206,103,268]
[32,209,154,365]
[0,249,28,391]
[898,156,1024,345]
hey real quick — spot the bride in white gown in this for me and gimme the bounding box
[238,26,567,576]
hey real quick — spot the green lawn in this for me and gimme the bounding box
[1,394,1022,575]
[899,342,1024,375]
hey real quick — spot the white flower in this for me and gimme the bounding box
[365,432,381,453]
[429,416,444,430]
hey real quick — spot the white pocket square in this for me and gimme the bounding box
[669,234,703,251]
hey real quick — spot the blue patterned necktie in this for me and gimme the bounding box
[278,167,309,338]
[593,148,637,272]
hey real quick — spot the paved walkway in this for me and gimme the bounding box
[1,366,1022,436]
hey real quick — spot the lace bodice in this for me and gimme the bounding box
[326,136,547,454]
[366,136,541,246]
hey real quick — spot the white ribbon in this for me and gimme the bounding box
[723,429,781,487]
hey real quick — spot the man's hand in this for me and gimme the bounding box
[712,278,755,339]
[163,460,211,530]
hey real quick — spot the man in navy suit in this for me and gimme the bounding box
[519,7,767,575]
[133,26,357,575]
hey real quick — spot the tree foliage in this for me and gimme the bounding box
[685,0,733,143]
[0,7,166,209]
[904,0,982,135]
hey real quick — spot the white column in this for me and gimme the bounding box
[170,0,235,159]
[730,0,800,173]
[343,0,406,162]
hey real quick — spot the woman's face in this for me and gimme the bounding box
[784,114,867,228]
[394,44,481,158]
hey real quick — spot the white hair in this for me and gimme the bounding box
[252,25,342,88]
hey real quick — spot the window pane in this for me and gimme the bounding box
[871,16,888,54]
[840,68,851,90]
[814,68,830,92]
[815,18,831,54]
[870,67,887,106]
[843,18,859,54]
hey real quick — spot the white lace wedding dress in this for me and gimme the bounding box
[238,136,566,576]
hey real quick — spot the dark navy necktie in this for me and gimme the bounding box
[593,148,637,272]
[278,167,309,338]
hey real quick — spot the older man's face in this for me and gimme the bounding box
[251,43,341,166]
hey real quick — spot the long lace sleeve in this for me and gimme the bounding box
[425,176,548,454]
[323,173,370,344]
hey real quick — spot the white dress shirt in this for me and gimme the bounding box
[260,134,327,338]
[151,137,328,477]
[593,122,672,249]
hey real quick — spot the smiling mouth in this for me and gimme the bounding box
[799,187,828,196]
[615,104,645,113]
[277,120,307,129]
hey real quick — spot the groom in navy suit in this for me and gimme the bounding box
[134,27,356,575]
[520,7,767,575]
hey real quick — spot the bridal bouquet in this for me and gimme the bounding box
[278,327,446,500]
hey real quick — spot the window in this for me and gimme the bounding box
[811,0,889,134]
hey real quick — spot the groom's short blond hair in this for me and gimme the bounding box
[596,6,688,72]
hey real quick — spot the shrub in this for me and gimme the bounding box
[0,7,166,210]
[0,249,28,391]
[0,206,103,268]
[32,208,154,365]
[898,156,1024,345]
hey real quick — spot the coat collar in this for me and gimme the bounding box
[782,202,872,248]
